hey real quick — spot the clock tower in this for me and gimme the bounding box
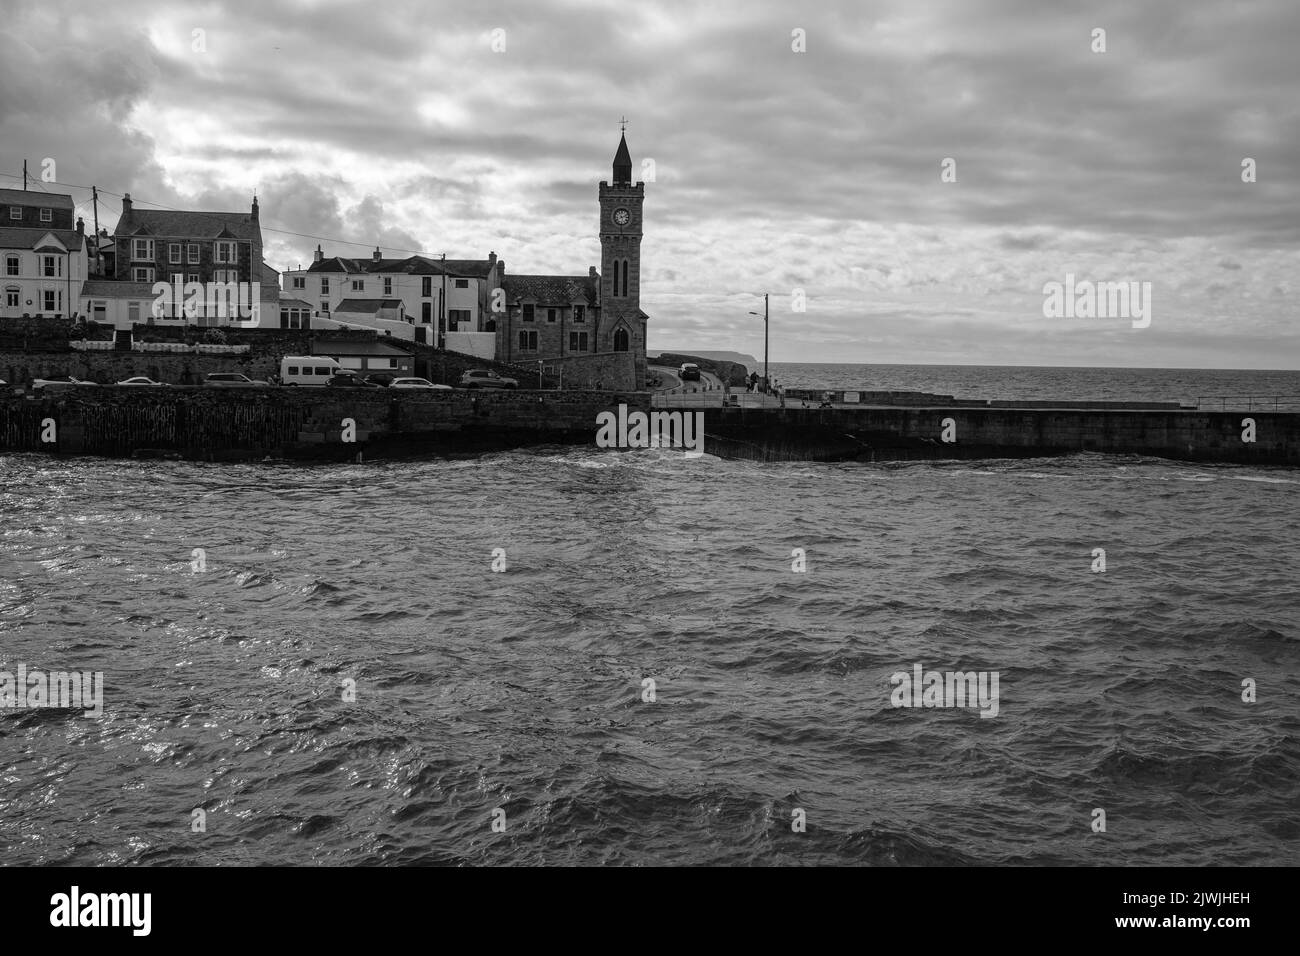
[598,128,647,386]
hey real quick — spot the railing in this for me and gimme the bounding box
[130,342,251,354]
[1195,395,1300,411]
[70,340,115,351]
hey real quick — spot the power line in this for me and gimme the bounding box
[0,169,450,257]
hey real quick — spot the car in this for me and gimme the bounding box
[326,372,384,388]
[389,377,452,390]
[363,374,395,387]
[459,369,518,390]
[117,376,168,387]
[679,363,701,381]
[32,376,99,390]
[203,372,270,388]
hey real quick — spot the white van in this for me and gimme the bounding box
[280,355,342,386]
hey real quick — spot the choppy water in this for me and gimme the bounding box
[0,449,1296,865]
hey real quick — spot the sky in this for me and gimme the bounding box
[1,0,1297,368]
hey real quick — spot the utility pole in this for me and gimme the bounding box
[22,160,28,190]
[91,186,102,275]
[440,252,447,349]
[764,292,769,392]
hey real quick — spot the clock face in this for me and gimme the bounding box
[612,208,630,226]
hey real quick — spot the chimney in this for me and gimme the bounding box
[120,193,132,215]
[313,244,323,263]
[251,195,259,220]
[488,251,497,269]
[372,246,381,263]
[589,266,597,279]
[76,216,84,235]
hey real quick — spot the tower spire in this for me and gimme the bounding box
[612,120,632,185]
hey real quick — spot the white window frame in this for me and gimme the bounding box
[40,208,52,222]
[351,279,364,292]
[42,255,61,278]
[4,287,19,307]
[133,266,155,283]
[187,243,200,264]
[169,243,181,264]
[214,240,238,264]
[8,207,21,220]
[292,276,305,289]
[383,277,392,295]
[132,238,154,261]
[4,254,18,276]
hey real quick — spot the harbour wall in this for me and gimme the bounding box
[0,391,1294,465]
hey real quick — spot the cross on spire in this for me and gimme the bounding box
[619,116,628,133]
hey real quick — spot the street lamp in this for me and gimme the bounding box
[748,292,769,392]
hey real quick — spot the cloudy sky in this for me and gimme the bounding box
[2,0,1297,367]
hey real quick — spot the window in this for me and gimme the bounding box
[569,331,589,352]
[133,266,155,283]
[214,240,238,264]
[4,255,18,276]
[321,277,330,294]
[419,302,430,323]
[622,260,629,297]
[454,278,469,289]
[188,273,201,284]
[614,328,629,351]
[5,288,18,307]
[518,330,537,351]
[573,305,585,323]
[320,301,330,313]
[522,304,534,322]
[132,238,154,261]
[187,243,200,264]
[351,279,364,292]
[42,255,61,277]
[42,290,56,312]
[448,309,470,329]
[128,302,141,323]
[169,243,181,264]
[315,366,332,375]
[612,263,619,297]
[213,270,236,283]
[286,364,299,374]
[8,207,20,220]
[280,312,292,331]
[40,208,52,222]
[292,276,305,289]
[421,277,432,297]
[546,308,557,323]
[383,277,392,296]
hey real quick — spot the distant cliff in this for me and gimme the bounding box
[653,350,759,372]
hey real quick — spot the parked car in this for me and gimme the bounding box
[32,376,99,391]
[364,374,395,387]
[389,377,452,390]
[203,372,270,388]
[117,376,168,387]
[327,371,384,388]
[679,363,701,381]
[459,369,518,390]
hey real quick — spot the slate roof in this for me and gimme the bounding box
[304,254,493,278]
[335,298,404,314]
[315,340,411,357]
[502,274,599,306]
[115,208,261,242]
[0,226,85,251]
[278,296,314,309]
[0,188,74,209]
[80,280,158,298]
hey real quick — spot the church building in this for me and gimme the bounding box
[495,130,649,388]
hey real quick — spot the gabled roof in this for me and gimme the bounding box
[0,188,74,209]
[335,298,404,314]
[278,296,314,309]
[80,280,157,298]
[114,208,261,242]
[502,274,599,306]
[0,226,85,251]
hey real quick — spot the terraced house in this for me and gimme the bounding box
[0,188,89,320]
[106,193,278,325]
[279,248,504,348]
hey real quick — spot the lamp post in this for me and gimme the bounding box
[748,292,769,393]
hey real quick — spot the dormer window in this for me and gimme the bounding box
[8,207,20,220]
[522,304,535,322]
[214,240,238,264]
[132,238,155,261]
[39,208,52,222]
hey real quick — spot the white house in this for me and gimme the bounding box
[0,189,89,320]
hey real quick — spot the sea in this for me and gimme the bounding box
[0,364,1296,866]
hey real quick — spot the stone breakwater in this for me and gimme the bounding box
[0,389,1295,464]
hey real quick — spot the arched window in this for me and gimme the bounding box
[621,260,629,297]
[613,327,629,352]
[612,262,620,298]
